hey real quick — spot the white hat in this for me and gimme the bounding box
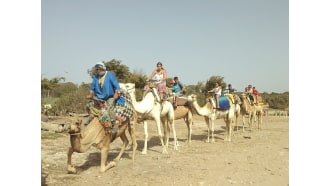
[95,62,106,70]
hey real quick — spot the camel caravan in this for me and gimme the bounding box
[65,82,265,173]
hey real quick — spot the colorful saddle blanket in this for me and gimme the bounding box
[90,93,134,128]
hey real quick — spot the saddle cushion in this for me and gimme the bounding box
[166,96,188,106]
[219,96,230,110]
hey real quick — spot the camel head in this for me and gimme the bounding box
[68,118,82,135]
[119,83,135,94]
[187,94,197,102]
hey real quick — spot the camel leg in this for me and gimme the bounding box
[257,112,262,130]
[248,113,253,131]
[154,118,168,154]
[128,120,137,162]
[210,116,215,143]
[224,120,232,142]
[242,115,245,133]
[113,131,129,162]
[141,120,149,155]
[99,142,113,173]
[67,147,77,174]
[185,113,193,144]
[204,117,210,143]
[169,118,178,150]
[161,117,170,149]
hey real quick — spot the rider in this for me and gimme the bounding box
[208,82,222,109]
[246,85,255,105]
[168,77,186,108]
[85,62,121,131]
[252,86,260,103]
[145,62,167,101]
[226,83,240,104]
[168,79,178,108]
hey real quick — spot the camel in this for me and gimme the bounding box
[253,104,263,130]
[67,94,137,174]
[224,93,241,133]
[187,94,235,142]
[67,116,137,173]
[239,93,255,132]
[239,93,264,131]
[121,83,177,155]
[165,96,194,144]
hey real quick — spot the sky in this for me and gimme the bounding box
[41,0,288,93]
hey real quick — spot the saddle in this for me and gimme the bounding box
[166,96,189,107]
[88,93,135,129]
[209,95,232,110]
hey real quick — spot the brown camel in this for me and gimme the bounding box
[239,93,255,132]
[67,94,137,173]
[67,115,137,173]
[164,96,194,144]
[239,93,264,131]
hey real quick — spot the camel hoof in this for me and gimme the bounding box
[162,149,169,154]
[67,166,77,174]
[109,161,116,168]
[205,140,210,143]
[141,150,147,155]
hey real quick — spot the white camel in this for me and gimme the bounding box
[187,94,235,142]
[224,93,241,133]
[121,83,177,154]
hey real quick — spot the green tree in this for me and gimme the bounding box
[205,76,225,94]
[41,76,65,97]
[87,59,131,82]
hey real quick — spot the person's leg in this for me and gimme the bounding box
[249,94,254,105]
[174,95,178,108]
[216,95,220,108]
[107,98,119,132]
[84,101,94,126]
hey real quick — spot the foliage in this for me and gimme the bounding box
[41,77,66,97]
[261,92,289,109]
[205,76,225,94]
[42,60,289,115]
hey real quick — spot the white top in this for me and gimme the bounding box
[153,73,164,85]
[214,86,222,95]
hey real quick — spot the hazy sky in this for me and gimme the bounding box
[41,0,288,93]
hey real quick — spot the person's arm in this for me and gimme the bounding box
[108,72,121,100]
[162,69,167,81]
[146,70,156,81]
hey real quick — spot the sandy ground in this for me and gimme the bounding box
[41,114,288,186]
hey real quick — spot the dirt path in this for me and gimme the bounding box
[41,115,289,186]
